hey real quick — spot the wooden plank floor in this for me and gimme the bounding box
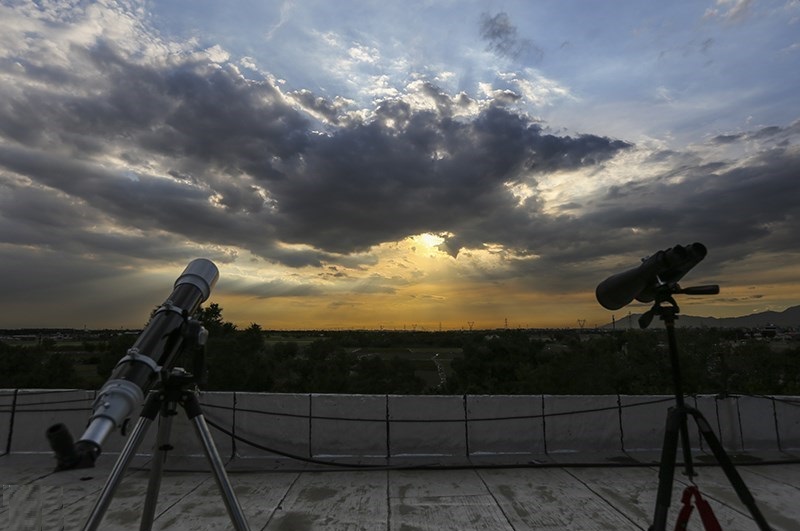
[3,455,799,530]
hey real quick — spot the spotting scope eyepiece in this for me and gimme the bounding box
[595,243,707,311]
[47,258,219,470]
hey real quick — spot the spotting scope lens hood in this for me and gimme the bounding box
[595,243,707,311]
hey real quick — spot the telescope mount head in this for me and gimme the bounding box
[638,282,720,329]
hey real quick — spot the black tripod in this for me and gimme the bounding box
[81,368,251,531]
[644,284,770,531]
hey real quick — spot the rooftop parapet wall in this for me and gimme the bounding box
[2,390,799,464]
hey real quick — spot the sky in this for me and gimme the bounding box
[0,0,799,330]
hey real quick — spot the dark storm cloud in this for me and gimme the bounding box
[0,245,182,328]
[710,133,744,144]
[395,120,800,296]
[0,37,631,269]
[223,277,325,299]
[3,41,309,176]
[710,122,800,147]
[0,143,230,242]
[288,89,350,125]
[479,12,543,62]
[510,141,800,291]
[2,22,798,306]
[269,104,630,254]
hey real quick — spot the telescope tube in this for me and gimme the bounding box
[50,259,219,467]
[595,243,706,311]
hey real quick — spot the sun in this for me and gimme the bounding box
[416,232,445,248]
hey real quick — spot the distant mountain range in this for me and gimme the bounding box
[604,305,800,330]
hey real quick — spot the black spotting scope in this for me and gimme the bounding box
[47,258,219,470]
[595,243,707,311]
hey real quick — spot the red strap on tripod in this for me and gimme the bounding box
[674,486,722,531]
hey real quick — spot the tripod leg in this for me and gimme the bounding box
[140,403,176,531]
[182,391,251,531]
[649,407,681,531]
[687,408,771,531]
[83,392,161,531]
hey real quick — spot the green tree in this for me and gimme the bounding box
[205,323,272,391]
[36,353,79,389]
[95,334,137,378]
[195,303,237,336]
[0,342,39,387]
[0,341,79,389]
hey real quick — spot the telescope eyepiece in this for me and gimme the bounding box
[46,423,97,470]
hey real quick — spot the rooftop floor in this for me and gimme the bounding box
[3,453,800,530]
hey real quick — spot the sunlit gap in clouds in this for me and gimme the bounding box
[412,232,446,249]
[209,233,555,330]
[528,143,679,216]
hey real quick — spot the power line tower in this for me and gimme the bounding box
[467,321,475,331]
[577,319,586,330]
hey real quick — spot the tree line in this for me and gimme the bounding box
[2,304,799,395]
[442,328,800,395]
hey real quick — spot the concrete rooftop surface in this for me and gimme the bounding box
[3,390,800,530]
[4,455,800,530]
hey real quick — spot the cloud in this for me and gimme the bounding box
[2,2,799,326]
[561,137,800,274]
[268,103,630,255]
[411,124,800,296]
[479,12,543,62]
[224,277,325,299]
[704,0,754,22]
[0,7,631,271]
[0,245,175,327]
[264,0,294,41]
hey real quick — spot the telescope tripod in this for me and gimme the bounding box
[643,289,770,531]
[82,369,251,531]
